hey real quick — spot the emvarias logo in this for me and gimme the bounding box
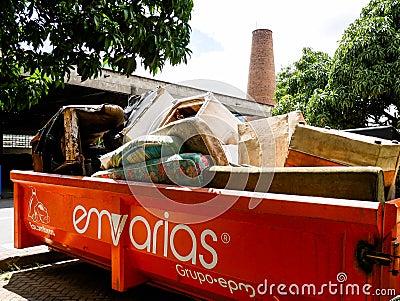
[28,186,50,224]
[72,205,218,269]
[72,205,128,246]
[27,186,55,237]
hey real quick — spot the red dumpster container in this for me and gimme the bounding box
[11,170,400,300]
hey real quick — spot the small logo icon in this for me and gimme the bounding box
[28,187,50,224]
[221,232,231,244]
[336,272,348,283]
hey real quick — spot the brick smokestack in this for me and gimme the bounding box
[247,29,276,106]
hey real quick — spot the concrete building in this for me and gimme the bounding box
[67,69,272,117]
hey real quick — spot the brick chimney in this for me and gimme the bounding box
[247,29,276,106]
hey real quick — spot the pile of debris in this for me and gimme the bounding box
[31,88,400,201]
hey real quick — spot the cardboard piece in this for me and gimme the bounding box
[238,111,305,167]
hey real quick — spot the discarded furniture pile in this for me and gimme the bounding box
[31,88,400,201]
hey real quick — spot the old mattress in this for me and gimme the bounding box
[99,135,182,170]
[93,153,213,187]
[204,166,385,202]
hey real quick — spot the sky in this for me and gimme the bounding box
[133,0,371,97]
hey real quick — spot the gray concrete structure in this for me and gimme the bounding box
[67,69,272,117]
[1,69,273,192]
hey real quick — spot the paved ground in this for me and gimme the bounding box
[0,259,195,301]
[0,189,197,300]
[0,197,13,247]
[0,190,52,272]
[0,192,51,270]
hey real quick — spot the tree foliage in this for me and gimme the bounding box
[274,0,400,129]
[327,0,400,128]
[0,0,193,111]
[273,48,332,126]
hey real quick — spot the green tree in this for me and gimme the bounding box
[275,0,400,129]
[0,0,193,111]
[272,47,332,125]
[326,0,400,128]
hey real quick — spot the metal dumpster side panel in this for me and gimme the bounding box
[381,199,400,295]
[11,170,387,300]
